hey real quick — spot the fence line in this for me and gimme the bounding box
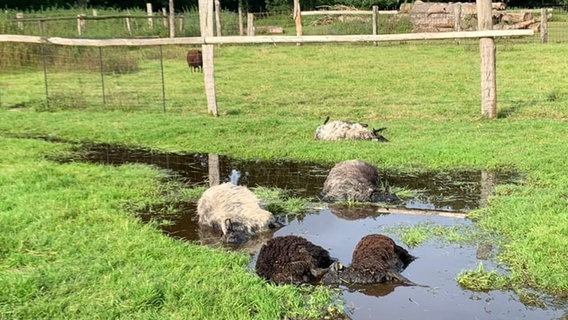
[0,30,534,47]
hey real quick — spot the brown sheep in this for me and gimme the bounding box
[315,116,388,142]
[322,234,416,285]
[197,183,281,244]
[186,49,203,72]
[255,235,335,285]
[321,159,399,203]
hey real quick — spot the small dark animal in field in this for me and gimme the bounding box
[321,159,399,203]
[186,49,203,72]
[197,183,281,244]
[315,116,388,142]
[322,234,416,285]
[255,235,335,285]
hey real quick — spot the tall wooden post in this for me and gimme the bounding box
[77,14,86,35]
[293,0,302,45]
[169,0,175,37]
[453,3,462,44]
[540,8,548,44]
[247,13,254,36]
[372,6,378,46]
[146,3,154,29]
[238,2,244,35]
[477,0,496,118]
[214,0,222,36]
[16,13,24,30]
[198,0,219,116]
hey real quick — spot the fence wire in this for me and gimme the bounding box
[1,7,567,111]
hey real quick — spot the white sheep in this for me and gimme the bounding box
[197,182,281,243]
[315,116,388,142]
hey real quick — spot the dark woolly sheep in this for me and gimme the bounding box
[186,49,203,72]
[315,116,388,142]
[197,183,281,244]
[322,234,416,285]
[321,159,399,203]
[255,235,335,285]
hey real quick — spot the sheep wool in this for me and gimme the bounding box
[197,183,277,243]
[322,159,381,202]
[315,118,388,142]
[186,49,203,72]
[322,234,416,285]
[255,235,335,284]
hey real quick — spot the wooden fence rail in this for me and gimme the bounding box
[0,30,534,46]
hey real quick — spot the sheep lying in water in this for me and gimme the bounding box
[322,234,416,285]
[321,159,399,203]
[197,183,281,244]
[255,235,335,285]
[315,116,388,142]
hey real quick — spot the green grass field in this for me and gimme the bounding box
[1,13,568,319]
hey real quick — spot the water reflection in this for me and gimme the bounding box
[56,142,521,213]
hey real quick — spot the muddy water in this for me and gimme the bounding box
[62,143,520,212]
[56,143,566,320]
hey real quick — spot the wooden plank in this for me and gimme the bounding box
[375,207,466,218]
[11,14,181,22]
[301,10,397,16]
[0,30,533,46]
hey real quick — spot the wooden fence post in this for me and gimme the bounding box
[477,0,496,118]
[39,20,46,36]
[77,14,86,35]
[540,8,548,43]
[198,0,219,116]
[215,0,222,36]
[162,8,168,27]
[293,0,302,45]
[125,12,132,35]
[372,6,378,46]
[454,3,462,44]
[178,16,184,33]
[146,3,154,29]
[169,0,175,37]
[247,13,254,36]
[16,13,24,30]
[238,3,244,35]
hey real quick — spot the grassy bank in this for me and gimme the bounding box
[0,137,338,319]
[1,42,567,318]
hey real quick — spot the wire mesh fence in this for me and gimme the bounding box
[1,6,567,112]
[0,44,209,113]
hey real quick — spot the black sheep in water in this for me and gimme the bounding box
[186,49,203,72]
[321,159,399,203]
[315,116,388,142]
[322,234,416,285]
[255,235,335,285]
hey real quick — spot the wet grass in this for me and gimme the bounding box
[382,222,478,248]
[1,42,568,317]
[0,137,341,319]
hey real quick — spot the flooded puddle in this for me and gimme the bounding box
[59,143,520,212]
[53,142,566,320]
